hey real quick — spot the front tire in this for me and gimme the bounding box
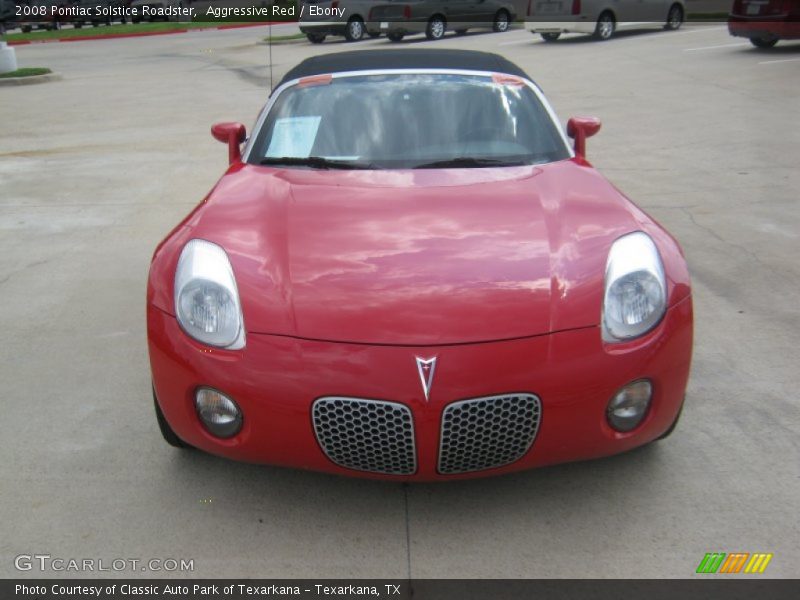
[656,403,683,441]
[593,11,615,41]
[750,36,778,48]
[493,9,510,33]
[153,388,191,449]
[540,32,561,42]
[664,3,683,30]
[306,32,326,44]
[426,15,446,40]
[387,32,404,42]
[344,17,365,42]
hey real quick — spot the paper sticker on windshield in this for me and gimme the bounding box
[265,116,321,158]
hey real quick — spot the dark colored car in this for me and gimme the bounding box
[18,0,72,32]
[1,0,21,33]
[299,0,384,43]
[130,0,184,23]
[729,0,800,47]
[367,0,516,41]
[72,0,131,27]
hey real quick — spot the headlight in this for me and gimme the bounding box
[174,239,245,349]
[602,232,666,342]
[195,388,243,438]
[607,380,653,432]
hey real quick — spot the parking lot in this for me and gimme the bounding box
[1,23,798,578]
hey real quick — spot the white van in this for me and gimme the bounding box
[527,0,685,41]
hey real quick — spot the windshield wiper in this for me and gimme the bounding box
[260,156,377,170]
[414,157,526,169]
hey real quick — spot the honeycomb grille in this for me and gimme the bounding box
[438,394,541,474]
[312,397,416,475]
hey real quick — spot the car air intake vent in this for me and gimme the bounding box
[438,394,541,474]
[312,397,416,475]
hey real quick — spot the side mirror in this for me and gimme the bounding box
[566,116,602,160]
[211,122,246,165]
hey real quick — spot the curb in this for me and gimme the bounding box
[6,22,279,46]
[257,38,306,46]
[0,72,61,86]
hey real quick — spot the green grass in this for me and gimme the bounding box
[0,67,52,79]
[687,12,730,20]
[1,21,267,43]
[262,33,306,44]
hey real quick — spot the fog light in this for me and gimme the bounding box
[195,388,242,438]
[607,380,652,432]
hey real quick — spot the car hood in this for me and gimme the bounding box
[177,160,652,345]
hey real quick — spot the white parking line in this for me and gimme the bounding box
[673,26,727,35]
[497,37,534,47]
[684,42,750,51]
[758,57,800,65]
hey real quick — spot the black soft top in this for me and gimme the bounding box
[276,49,532,89]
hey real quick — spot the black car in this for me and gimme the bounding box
[71,0,131,27]
[18,0,72,32]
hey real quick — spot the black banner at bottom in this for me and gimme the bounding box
[5,579,800,600]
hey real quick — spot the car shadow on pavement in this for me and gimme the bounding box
[376,29,515,45]
[736,42,800,55]
[150,437,681,578]
[160,436,669,520]
[542,29,674,44]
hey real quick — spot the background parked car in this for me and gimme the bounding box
[366,0,517,41]
[299,0,383,43]
[527,0,685,41]
[130,0,184,22]
[728,0,800,47]
[0,0,21,33]
[72,0,131,27]
[18,0,73,32]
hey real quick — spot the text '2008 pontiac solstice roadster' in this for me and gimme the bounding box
[147,50,693,481]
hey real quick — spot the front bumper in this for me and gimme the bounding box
[148,297,692,481]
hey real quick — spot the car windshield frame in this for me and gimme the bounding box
[243,69,574,170]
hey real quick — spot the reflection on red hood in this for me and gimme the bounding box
[154,160,686,345]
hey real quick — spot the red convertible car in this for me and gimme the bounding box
[147,50,693,481]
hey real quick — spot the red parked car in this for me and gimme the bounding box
[147,50,693,481]
[729,0,800,47]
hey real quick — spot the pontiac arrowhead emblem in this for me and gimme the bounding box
[415,356,437,401]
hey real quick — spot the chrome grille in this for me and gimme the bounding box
[312,397,416,475]
[438,393,541,474]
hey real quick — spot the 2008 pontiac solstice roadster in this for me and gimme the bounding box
[147,50,692,481]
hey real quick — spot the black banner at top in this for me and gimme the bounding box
[4,0,745,26]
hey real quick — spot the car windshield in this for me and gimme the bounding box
[248,73,571,170]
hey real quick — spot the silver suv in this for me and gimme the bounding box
[527,0,685,41]
[367,0,517,41]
